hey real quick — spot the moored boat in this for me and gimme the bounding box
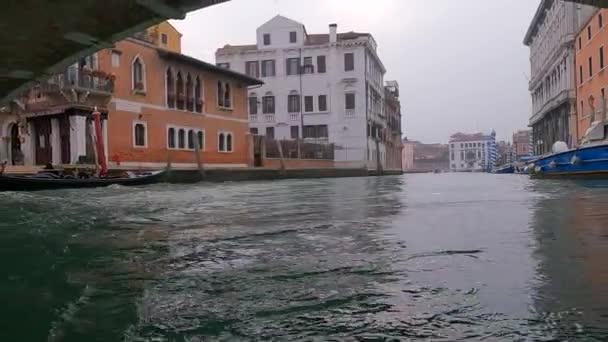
[529,143,608,178]
[0,170,167,191]
[494,164,515,174]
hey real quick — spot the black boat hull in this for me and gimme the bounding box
[0,170,167,191]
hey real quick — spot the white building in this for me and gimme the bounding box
[449,132,496,172]
[524,0,595,154]
[215,15,388,169]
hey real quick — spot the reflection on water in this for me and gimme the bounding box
[1,174,608,340]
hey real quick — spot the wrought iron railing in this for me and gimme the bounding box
[47,66,114,93]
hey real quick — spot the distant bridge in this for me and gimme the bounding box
[0,0,229,103]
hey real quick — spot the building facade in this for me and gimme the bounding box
[512,129,532,159]
[575,8,608,141]
[402,140,449,172]
[383,81,403,170]
[215,15,390,169]
[524,0,595,154]
[449,132,496,172]
[0,22,262,169]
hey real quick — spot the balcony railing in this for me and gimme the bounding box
[47,66,114,94]
[345,109,355,118]
[264,114,276,122]
[290,113,299,121]
[250,114,258,122]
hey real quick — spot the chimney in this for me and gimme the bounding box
[329,23,337,43]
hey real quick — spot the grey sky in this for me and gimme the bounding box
[172,0,539,143]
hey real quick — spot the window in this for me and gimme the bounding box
[178,129,185,149]
[317,56,326,73]
[303,125,329,139]
[345,93,355,110]
[168,127,176,148]
[589,57,593,77]
[195,77,203,113]
[185,74,194,112]
[166,68,175,108]
[303,57,314,74]
[588,26,592,40]
[176,72,185,110]
[111,51,120,68]
[266,127,275,139]
[263,33,271,46]
[580,65,584,84]
[602,88,605,99]
[579,37,582,50]
[291,126,299,139]
[217,63,230,69]
[601,14,604,29]
[249,96,258,115]
[197,131,204,150]
[161,33,168,45]
[286,58,300,75]
[581,101,584,115]
[134,122,147,148]
[601,47,605,69]
[288,94,300,113]
[262,95,275,113]
[344,53,355,71]
[451,152,454,161]
[245,61,260,78]
[132,57,145,91]
[250,127,259,135]
[318,95,328,111]
[290,31,297,43]
[187,130,195,149]
[217,82,231,108]
[304,96,314,112]
[261,60,276,77]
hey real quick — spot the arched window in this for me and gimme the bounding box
[187,129,194,149]
[217,81,224,107]
[224,83,231,108]
[195,76,203,113]
[197,131,204,150]
[218,133,225,151]
[226,133,233,152]
[133,122,147,147]
[176,72,184,110]
[132,57,145,91]
[178,129,185,149]
[186,74,194,111]
[166,68,175,108]
[167,127,176,148]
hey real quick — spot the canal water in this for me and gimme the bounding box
[2,173,608,341]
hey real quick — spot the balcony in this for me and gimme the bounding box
[290,113,299,121]
[264,114,276,122]
[25,67,115,114]
[250,114,258,122]
[345,109,355,118]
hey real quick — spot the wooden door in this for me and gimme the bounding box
[34,117,52,166]
[58,115,71,164]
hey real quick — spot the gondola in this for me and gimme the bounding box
[0,170,167,191]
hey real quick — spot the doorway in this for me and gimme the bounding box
[33,117,52,166]
[9,123,23,165]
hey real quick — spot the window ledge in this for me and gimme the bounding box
[133,145,148,149]
[218,151,234,154]
[219,107,234,112]
[132,89,146,96]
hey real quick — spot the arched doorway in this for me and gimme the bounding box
[9,123,23,165]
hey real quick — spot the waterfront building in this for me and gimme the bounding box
[402,140,449,172]
[524,0,595,154]
[383,81,403,170]
[449,131,496,172]
[575,8,608,141]
[0,22,262,169]
[512,129,533,159]
[215,15,390,170]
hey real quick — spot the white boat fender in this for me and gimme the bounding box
[552,141,569,154]
[548,161,557,169]
[571,155,583,165]
[534,166,543,174]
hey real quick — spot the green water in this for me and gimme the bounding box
[2,174,608,341]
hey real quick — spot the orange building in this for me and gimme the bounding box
[101,23,262,169]
[0,22,262,170]
[575,9,608,143]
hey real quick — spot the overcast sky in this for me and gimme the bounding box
[172,0,540,143]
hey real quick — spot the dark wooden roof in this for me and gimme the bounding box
[0,0,229,103]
